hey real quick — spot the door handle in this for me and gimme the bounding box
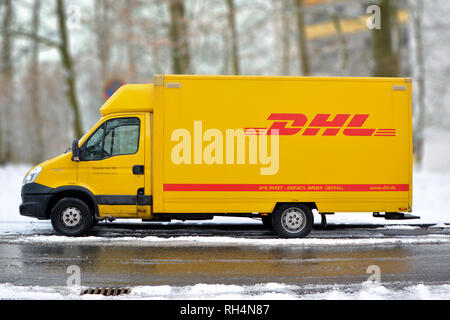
[132,165,144,175]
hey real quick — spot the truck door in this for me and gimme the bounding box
[78,115,147,218]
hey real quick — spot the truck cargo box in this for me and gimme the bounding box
[153,75,412,215]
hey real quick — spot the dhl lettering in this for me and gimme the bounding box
[309,114,350,127]
[245,113,396,137]
[266,113,307,135]
[164,184,410,192]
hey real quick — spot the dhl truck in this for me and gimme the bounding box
[20,75,414,238]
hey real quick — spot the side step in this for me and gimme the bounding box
[373,212,421,220]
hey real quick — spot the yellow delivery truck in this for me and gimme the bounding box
[20,75,413,237]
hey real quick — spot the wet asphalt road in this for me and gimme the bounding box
[1,222,450,288]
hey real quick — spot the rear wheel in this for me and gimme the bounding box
[51,197,93,236]
[271,204,313,238]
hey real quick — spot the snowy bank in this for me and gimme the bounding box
[3,234,450,247]
[1,282,449,300]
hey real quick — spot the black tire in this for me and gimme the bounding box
[271,204,313,238]
[91,219,99,227]
[50,197,93,236]
[261,215,273,230]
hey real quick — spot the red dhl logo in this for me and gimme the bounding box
[245,113,396,137]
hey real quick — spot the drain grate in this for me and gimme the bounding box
[81,287,131,296]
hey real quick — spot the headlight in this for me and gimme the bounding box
[22,166,42,185]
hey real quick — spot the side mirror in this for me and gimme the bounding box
[72,139,80,161]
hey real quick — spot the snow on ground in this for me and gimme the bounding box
[1,282,450,300]
[327,170,450,225]
[0,165,31,223]
[376,225,421,230]
[0,164,52,235]
[4,234,450,247]
[300,283,450,300]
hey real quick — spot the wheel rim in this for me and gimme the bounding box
[61,207,82,228]
[281,207,307,233]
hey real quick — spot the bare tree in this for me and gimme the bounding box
[221,32,230,74]
[2,1,84,143]
[272,0,291,75]
[280,0,292,76]
[29,0,44,163]
[168,0,191,74]
[150,2,167,76]
[123,1,138,81]
[225,0,240,75]
[56,0,83,138]
[94,0,113,82]
[372,0,400,77]
[410,0,426,167]
[293,0,310,76]
[328,0,349,72]
[0,0,14,164]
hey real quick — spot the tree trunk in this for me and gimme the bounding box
[293,0,310,76]
[329,0,349,72]
[30,0,44,163]
[372,0,400,77]
[411,0,426,167]
[56,0,83,138]
[272,0,291,76]
[280,0,291,76]
[0,0,14,164]
[221,33,230,74]
[225,0,240,75]
[168,0,191,74]
[94,0,112,82]
[124,1,137,81]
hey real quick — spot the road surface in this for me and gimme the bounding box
[1,222,450,292]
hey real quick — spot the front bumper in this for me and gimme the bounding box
[20,183,53,220]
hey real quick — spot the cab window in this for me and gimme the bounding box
[83,117,140,161]
[84,124,105,161]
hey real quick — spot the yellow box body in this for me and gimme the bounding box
[34,75,413,219]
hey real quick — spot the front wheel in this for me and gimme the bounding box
[271,204,313,238]
[51,197,93,236]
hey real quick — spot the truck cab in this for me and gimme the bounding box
[20,84,155,236]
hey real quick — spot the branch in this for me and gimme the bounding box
[3,29,61,49]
